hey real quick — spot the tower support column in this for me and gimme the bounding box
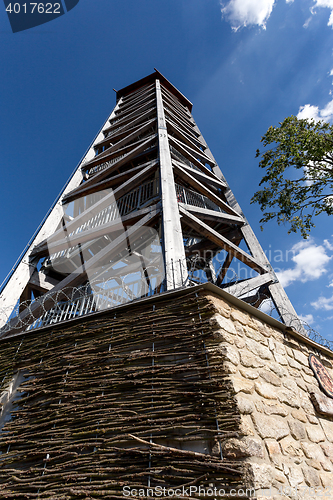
[156,79,187,289]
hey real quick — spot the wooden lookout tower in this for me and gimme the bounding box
[0,70,302,337]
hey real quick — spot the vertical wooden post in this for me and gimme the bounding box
[156,80,187,289]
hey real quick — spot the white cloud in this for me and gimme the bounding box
[312,0,333,27]
[276,239,332,287]
[324,239,333,251]
[297,98,333,122]
[220,0,276,30]
[311,294,333,310]
[298,313,314,324]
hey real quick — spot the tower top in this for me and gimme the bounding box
[116,69,193,111]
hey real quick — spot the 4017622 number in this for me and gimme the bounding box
[5,3,61,14]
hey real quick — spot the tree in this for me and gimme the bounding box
[251,116,333,238]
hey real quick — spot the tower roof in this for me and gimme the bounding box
[116,69,193,112]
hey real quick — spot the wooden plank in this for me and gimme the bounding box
[179,206,268,274]
[171,133,215,167]
[173,161,225,190]
[178,203,244,225]
[166,116,203,150]
[222,273,274,297]
[103,106,155,139]
[169,136,216,178]
[156,79,188,289]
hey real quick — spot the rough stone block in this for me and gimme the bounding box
[265,439,282,457]
[245,327,267,344]
[245,338,273,360]
[234,336,245,349]
[240,350,265,368]
[236,394,255,414]
[240,368,259,380]
[239,414,255,436]
[220,345,240,365]
[252,413,289,440]
[222,361,238,374]
[291,409,308,423]
[222,436,264,459]
[293,350,309,366]
[321,442,333,460]
[301,442,326,461]
[288,357,302,371]
[283,379,299,393]
[319,418,333,443]
[273,352,288,366]
[274,470,287,484]
[302,466,321,487]
[209,314,237,335]
[248,463,274,489]
[261,370,281,387]
[278,388,300,408]
[255,381,278,400]
[269,362,288,378]
[320,471,333,489]
[231,376,254,394]
[230,308,249,325]
[306,424,326,443]
[262,402,289,417]
[288,420,307,441]
[321,459,333,472]
[285,464,304,489]
[305,458,322,470]
[295,378,307,392]
[280,435,304,457]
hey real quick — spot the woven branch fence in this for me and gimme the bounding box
[0,291,248,499]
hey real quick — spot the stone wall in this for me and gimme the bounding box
[205,291,333,500]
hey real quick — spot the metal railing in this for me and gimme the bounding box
[28,271,165,331]
[88,154,127,176]
[170,146,201,172]
[175,183,222,212]
[47,179,158,264]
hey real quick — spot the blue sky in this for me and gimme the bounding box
[1,0,333,338]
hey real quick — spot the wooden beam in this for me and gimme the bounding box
[35,163,158,251]
[178,203,244,225]
[174,161,225,190]
[28,270,60,292]
[179,206,268,274]
[156,79,188,289]
[32,205,159,259]
[63,134,157,202]
[170,133,215,167]
[103,107,156,140]
[222,273,274,297]
[174,163,239,216]
[84,118,156,169]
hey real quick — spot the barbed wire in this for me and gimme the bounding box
[0,256,332,353]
